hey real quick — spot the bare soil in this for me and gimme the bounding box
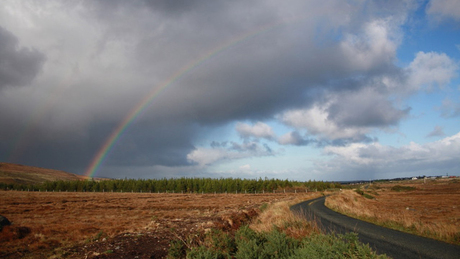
[0,191,307,259]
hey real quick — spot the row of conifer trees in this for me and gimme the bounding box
[0,177,341,193]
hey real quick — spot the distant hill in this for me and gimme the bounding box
[0,162,87,185]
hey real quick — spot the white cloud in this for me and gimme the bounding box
[319,131,460,179]
[278,51,457,143]
[187,141,275,167]
[278,85,408,141]
[236,122,276,140]
[278,131,311,146]
[186,148,231,167]
[408,51,458,91]
[426,0,460,21]
[340,19,399,71]
[280,104,370,141]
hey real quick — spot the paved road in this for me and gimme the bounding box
[290,196,460,259]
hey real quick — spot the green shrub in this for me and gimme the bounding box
[391,185,416,192]
[235,226,265,259]
[261,229,299,258]
[205,229,236,255]
[186,246,230,259]
[177,226,388,259]
[290,233,384,259]
[362,193,375,200]
[355,189,374,199]
[260,203,269,212]
[168,240,185,259]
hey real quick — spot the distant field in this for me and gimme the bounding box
[0,191,313,258]
[326,179,460,245]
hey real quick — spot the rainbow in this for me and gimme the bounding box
[84,19,295,179]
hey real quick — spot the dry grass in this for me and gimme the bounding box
[0,190,306,258]
[250,193,322,238]
[325,179,460,245]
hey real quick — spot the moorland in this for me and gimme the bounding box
[326,178,460,245]
[1,162,458,258]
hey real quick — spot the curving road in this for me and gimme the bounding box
[290,196,460,259]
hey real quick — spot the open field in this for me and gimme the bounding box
[325,179,460,245]
[0,191,317,258]
[3,178,457,258]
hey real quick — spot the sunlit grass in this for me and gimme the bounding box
[325,183,460,245]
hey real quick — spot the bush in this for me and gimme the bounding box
[168,240,185,259]
[176,226,388,259]
[261,229,299,258]
[182,229,236,259]
[391,185,416,192]
[205,229,236,255]
[187,246,230,259]
[355,189,374,199]
[235,226,264,259]
[290,233,383,259]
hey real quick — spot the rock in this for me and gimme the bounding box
[0,215,11,231]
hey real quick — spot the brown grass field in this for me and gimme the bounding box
[0,191,318,259]
[2,172,459,258]
[325,179,460,245]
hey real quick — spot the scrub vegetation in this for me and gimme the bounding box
[170,227,387,259]
[167,196,388,259]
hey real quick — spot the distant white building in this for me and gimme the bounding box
[412,177,417,180]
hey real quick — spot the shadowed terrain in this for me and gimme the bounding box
[0,163,87,185]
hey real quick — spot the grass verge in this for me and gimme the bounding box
[325,189,460,245]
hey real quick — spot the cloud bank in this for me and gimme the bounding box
[0,0,458,180]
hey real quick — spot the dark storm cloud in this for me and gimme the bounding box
[0,0,425,177]
[0,26,45,89]
[144,0,218,14]
[83,0,410,130]
[105,121,196,167]
[2,119,196,172]
[326,89,411,128]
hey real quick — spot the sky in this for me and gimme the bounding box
[0,0,459,181]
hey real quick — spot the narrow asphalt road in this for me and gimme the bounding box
[290,196,460,259]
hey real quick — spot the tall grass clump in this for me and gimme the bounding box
[390,185,416,192]
[250,197,320,239]
[354,188,375,199]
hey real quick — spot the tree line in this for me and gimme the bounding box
[0,177,341,193]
